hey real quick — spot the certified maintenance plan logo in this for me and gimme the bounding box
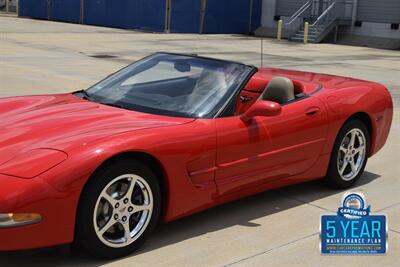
[320,191,387,254]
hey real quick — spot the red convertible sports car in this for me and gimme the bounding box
[0,53,393,258]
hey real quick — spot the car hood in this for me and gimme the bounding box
[0,94,194,165]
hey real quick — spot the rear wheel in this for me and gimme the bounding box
[75,159,161,259]
[325,119,370,188]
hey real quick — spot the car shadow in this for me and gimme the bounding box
[0,171,380,267]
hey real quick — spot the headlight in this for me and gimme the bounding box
[0,213,42,228]
[0,148,68,178]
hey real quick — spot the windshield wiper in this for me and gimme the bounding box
[74,90,128,110]
[74,89,94,101]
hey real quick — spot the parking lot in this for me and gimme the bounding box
[0,15,399,267]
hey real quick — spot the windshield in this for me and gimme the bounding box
[84,53,254,118]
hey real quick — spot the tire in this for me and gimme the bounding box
[74,159,162,259]
[325,119,370,189]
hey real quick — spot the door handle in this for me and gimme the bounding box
[305,107,321,116]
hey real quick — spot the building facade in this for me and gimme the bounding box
[15,0,400,49]
[17,0,262,34]
[257,0,400,49]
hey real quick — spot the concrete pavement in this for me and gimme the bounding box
[0,16,399,267]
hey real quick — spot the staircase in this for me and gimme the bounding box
[286,0,352,43]
[289,20,337,43]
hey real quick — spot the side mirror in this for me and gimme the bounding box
[240,100,282,122]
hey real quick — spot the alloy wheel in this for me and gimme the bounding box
[93,174,153,248]
[337,128,367,181]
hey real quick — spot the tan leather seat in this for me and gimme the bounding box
[260,76,295,104]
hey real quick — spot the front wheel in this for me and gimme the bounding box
[325,119,370,188]
[75,160,161,259]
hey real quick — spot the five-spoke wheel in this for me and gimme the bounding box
[94,174,153,248]
[75,159,161,259]
[337,128,367,181]
[325,119,370,188]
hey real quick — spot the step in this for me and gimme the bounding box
[294,32,318,35]
[298,25,326,29]
[297,30,319,32]
[290,36,317,40]
[298,31,319,35]
[290,36,317,41]
[298,29,318,32]
[310,26,326,30]
[298,29,317,32]
[298,31,319,34]
[293,34,318,38]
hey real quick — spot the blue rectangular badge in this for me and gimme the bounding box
[320,215,387,254]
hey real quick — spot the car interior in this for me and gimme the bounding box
[90,60,310,118]
[97,61,247,117]
[235,75,307,115]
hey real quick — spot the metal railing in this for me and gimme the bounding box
[286,0,312,25]
[311,1,337,27]
[281,1,313,39]
[284,0,353,42]
[310,1,350,34]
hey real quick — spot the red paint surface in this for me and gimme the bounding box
[0,67,393,250]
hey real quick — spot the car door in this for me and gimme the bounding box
[215,96,328,195]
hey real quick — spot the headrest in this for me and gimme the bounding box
[260,76,295,104]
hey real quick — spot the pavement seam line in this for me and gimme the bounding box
[224,232,319,267]
[389,229,400,235]
[376,201,400,212]
[281,194,335,213]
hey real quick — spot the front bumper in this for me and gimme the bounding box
[0,173,75,251]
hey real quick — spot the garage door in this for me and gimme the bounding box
[83,0,127,28]
[19,0,49,19]
[357,0,400,23]
[203,0,252,33]
[169,0,202,33]
[50,0,81,23]
[276,0,308,17]
[125,0,166,32]
[83,0,166,32]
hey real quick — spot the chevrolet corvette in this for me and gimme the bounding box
[0,52,393,258]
